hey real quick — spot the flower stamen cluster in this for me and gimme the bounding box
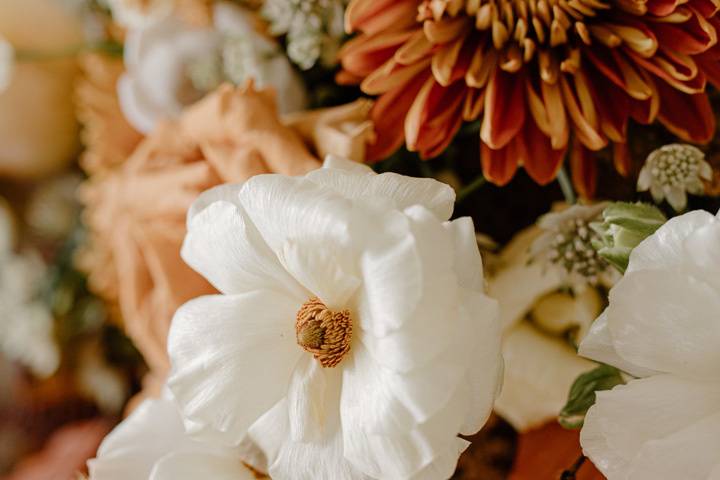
[547,216,607,285]
[296,297,352,367]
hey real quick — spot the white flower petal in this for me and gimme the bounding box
[117,74,158,134]
[341,343,418,434]
[666,186,688,212]
[342,378,470,479]
[444,217,485,292]
[88,396,233,479]
[625,411,720,480]
[355,209,422,336]
[168,293,302,445]
[249,399,369,480]
[683,219,720,292]
[496,322,596,432]
[627,210,715,274]
[409,438,470,480]
[150,452,254,480]
[579,310,658,378]
[607,270,720,380]
[287,355,342,442]
[581,375,720,479]
[488,260,564,330]
[458,290,502,435]
[306,166,455,221]
[280,239,360,308]
[359,206,465,372]
[186,184,244,226]
[636,166,652,191]
[182,200,305,298]
[239,174,352,251]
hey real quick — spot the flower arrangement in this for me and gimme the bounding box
[0,0,719,479]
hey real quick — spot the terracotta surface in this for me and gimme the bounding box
[509,422,604,480]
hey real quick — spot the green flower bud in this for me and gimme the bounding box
[590,202,667,273]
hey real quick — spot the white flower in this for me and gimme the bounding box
[262,0,346,70]
[0,201,59,378]
[77,340,129,414]
[488,225,601,431]
[0,256,59,378]
[168,156,502,479]
[0,34,13,93]
[88,394,258,479]
[530,203,618,290]
[578,208,720,480]
[637,144,713,212]
[104,0,174,28]
[119,1,307,133]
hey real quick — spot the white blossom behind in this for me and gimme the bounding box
[118,1,307,133]
[637,144,713,212]
[579,208,720,480]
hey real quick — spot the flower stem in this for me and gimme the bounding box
[456,175,487,203]
[557,166,577,205]
[560,454,587,480]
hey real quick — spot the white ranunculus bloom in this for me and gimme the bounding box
[168,156,502,479]
[0,34,13,93]
[119,1,307,133]
[88,394,257,480]
[579,208,720,480]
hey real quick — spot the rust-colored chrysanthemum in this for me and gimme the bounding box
[339,0,720,195]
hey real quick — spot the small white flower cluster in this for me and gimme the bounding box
[262,0,346,70]
[638,143,713,212]
[0,201,59,378]
[531,204,614,289]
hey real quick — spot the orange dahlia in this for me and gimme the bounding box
[339,0,720,194]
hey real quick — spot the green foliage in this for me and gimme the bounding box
[559,364,625,429]
[591,202,666,273]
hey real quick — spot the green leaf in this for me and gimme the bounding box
[559,364,624,429]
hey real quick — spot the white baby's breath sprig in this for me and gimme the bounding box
[262,0,347,70]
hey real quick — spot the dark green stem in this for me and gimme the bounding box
[456,175,487,203]
[557,166,576,205]
[560,455,587,480]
